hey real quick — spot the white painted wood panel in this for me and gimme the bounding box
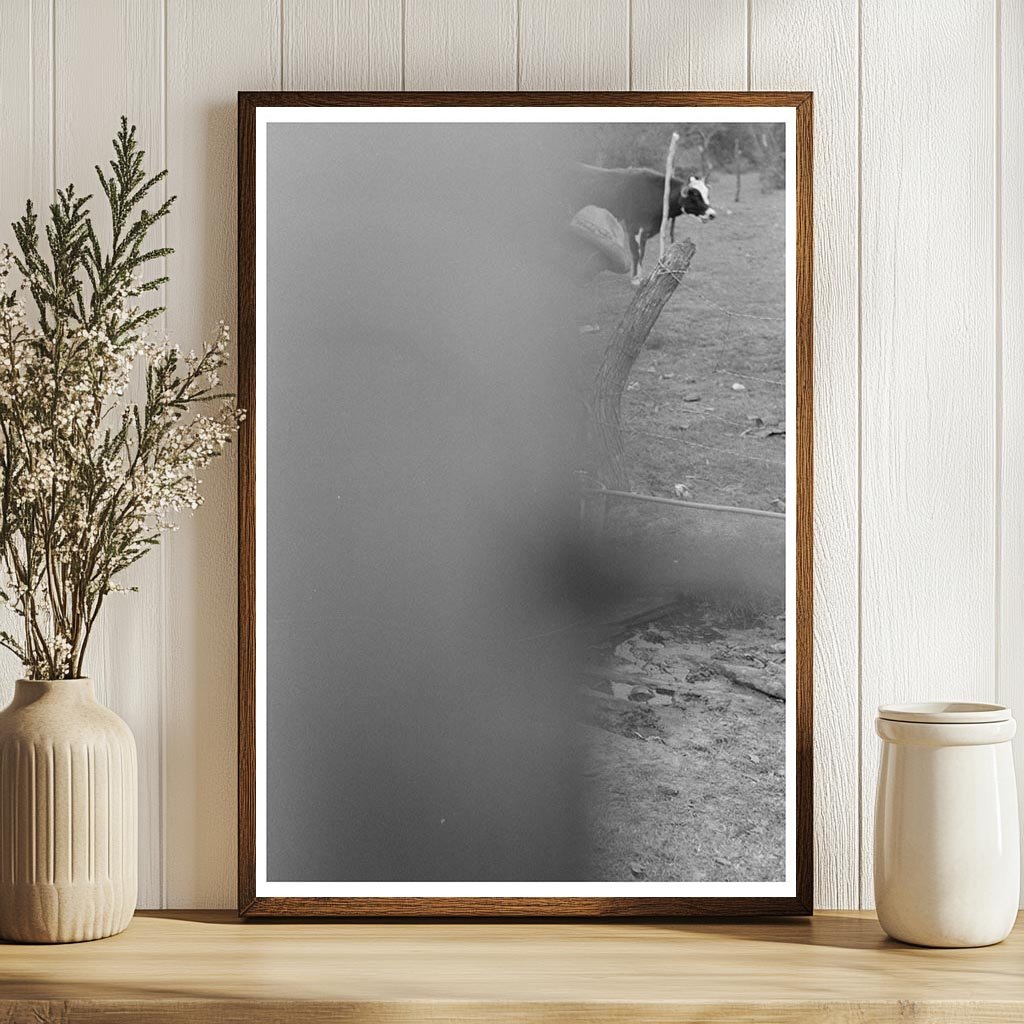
[404,0,516,90]
[1000,0,1024,898]
[0,0,42,231]
[0,0,1017,910]
[163,0,280,908]
[0,1,53,694]
[750,0,860,911]
[631,0,746,91]
[52,0,167,909]
[284,0,402,90]
[518,0,629,90]
[859,0,998,908]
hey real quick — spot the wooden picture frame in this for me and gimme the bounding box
[238,91,813,917]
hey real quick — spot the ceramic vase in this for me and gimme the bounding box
[0,678,137,942]
[874,701,1019,948]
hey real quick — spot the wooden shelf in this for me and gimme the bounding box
[1,910,1022,1022]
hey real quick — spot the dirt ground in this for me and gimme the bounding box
[579,600,787,882]
[570,173,788,882]
[573,172,787,510]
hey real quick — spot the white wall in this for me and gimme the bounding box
[0,0,1017,911]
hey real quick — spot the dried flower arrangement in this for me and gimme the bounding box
[0,118,241,679]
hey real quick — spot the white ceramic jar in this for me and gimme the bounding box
[874,702,1019,948]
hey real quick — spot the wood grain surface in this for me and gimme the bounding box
[857,0,998,909]
[518,0,629,89]
[163,0,280,910]
[283,0,402,91]
[404,0,517,90]
[750,0,860,913]
[1,910,1023,1022]
[1000,0,1024,897]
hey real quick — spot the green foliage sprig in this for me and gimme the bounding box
[0,117,241,679]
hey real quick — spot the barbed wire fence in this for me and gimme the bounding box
[578,265,788,557]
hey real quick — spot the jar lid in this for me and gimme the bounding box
[877,701,1011,724]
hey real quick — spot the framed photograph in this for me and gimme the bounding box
[238,91,812,917]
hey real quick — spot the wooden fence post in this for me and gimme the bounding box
[591,239,696,490]
[658,132,680,261]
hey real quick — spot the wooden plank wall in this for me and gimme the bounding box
[0,0,1014,910]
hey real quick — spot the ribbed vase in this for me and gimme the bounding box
[0,678,137,943]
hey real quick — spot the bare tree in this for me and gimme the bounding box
[683,125,720,179]
[744,124,786,192]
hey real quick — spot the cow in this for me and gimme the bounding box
[669,174,712,244]
[571,164,715,283]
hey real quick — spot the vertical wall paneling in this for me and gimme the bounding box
[859,0,998,908]
[0,0,54,221]
[0,0,1018,911]
[403,0,516,90]
[518,0,628,90]
[750,0,860,911]
[0,2,54,694]
[283,0,402,90]
[163,0,280,908]
[630,0,746,91]
[52,0,166,909]
[999,0,1024,897]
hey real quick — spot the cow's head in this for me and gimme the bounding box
[682,176,715,221]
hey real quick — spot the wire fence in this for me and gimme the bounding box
[587,487,784,521]
[578,261,788,528]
